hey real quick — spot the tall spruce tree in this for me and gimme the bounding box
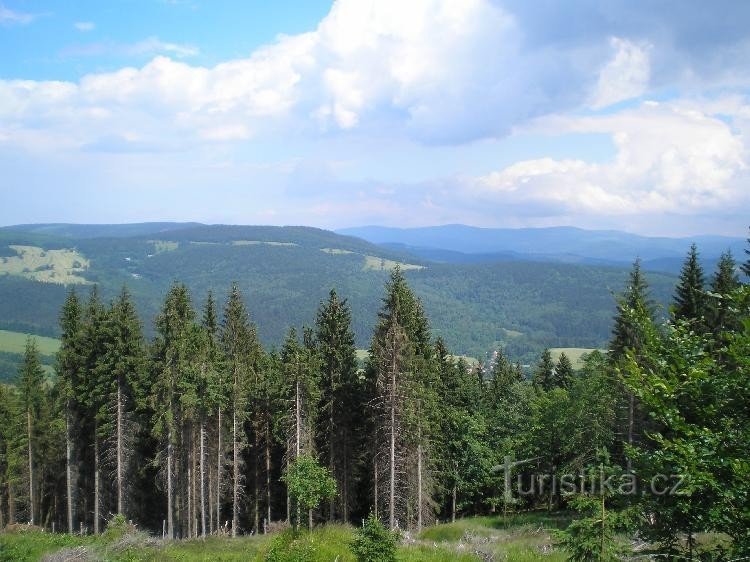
[554,352,574,389]
[742,227,750,278]
[314,289,360,523]
[708,251,742,336]
[220,283,260,536]
[56,289,83,533]
[673,243,707,325]
[17,338,46,525]
[533,349,555,391]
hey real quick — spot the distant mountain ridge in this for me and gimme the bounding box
[337,224,745,272]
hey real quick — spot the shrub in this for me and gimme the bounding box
[351,513,399,562]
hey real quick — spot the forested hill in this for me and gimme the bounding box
[338,224,745,273]
[0,223,678,368]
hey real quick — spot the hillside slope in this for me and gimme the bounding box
[0,223,677,363]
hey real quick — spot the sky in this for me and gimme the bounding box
[1,0,749,236]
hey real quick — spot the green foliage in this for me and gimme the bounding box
[283,454,337,518]
[351,513,399,562]
[673,243,707,325]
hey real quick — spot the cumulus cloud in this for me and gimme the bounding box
[590,38,651,109]
[0,4,36,25]
[74,21,95,32]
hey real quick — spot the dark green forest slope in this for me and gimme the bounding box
[0,223,677,367]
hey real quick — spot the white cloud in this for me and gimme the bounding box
[590,38,651,109]
[74,21,95,32]
[0,4,35,24]
[472,100,748,216]
[127,37,199,58]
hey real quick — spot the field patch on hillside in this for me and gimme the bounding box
[321,247,355,255]
[363,255,424,272]
[0,245,89,284]
[149,240,179,254]
[549,347,602,369]
[232,240,298,247]
[0,329,61,356]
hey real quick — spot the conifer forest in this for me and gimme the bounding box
[1,237,749,560]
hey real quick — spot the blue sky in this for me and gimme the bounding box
[1,0,749,236]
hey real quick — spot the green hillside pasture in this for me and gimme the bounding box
[363,254,424,272]
[549,347,602,369]
[0,329,61,356]
[0,245,89,284]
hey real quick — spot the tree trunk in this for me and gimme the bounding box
[116,379,124,516]
[65,404,74,533]
[200,419,206,537]
[253,432,259,534]
[451,485,457,523]
[93,433,100,534]
[265,421,271,527]
[216,407,221,534]
[167,430,174,539]
[389,339,396,530]
[232,408,239,537]
[417,441,423,532]
[26,408,34,525]
[8,476,15,524]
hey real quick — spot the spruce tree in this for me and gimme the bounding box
[17,338,45,525]
[611,259,654,359]
[554,352,574,389]
[742,227,750,278]
[220,283,260,536]
[533,349,555,391]
[314,289,360,522]
[56,289,83,533]
[673,243,707,324]
[708,251,741,335]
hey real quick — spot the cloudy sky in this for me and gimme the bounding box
[1,0,749,235]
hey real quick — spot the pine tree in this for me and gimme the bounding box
[151,283,196,539]
[708,251,741,336]
[0,383,22,526]
[56,289,83,533]
[97,287,146,518]
[533,349,555,391]
[17,338,45,525]
[673,243,707,325]
[314,289,360,522]
[611,259,654,359]
[554,352,574,389]
[220,283,260,536]
[742,227,750,278]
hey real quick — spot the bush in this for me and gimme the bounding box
[351,513,399,562]
[264,529,316,562]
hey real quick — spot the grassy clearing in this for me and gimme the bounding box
[0,330,60,356]
[363,255,424,272]
[549,347,603,369]
[149,240,179,254]
[0,245,89,284]
[320,247,355,255]
[231,240,298,247]
[0,514,575,561]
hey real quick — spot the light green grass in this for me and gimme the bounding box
[363,255,424,272]
[0,245,89,284]
[149,240,179,253]
[0,330,61,356]
[320,247,355,255]
[232,240,298,247]
[549,347,603,369]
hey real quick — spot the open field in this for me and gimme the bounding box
[0,513,574,562]
[549,347,603,369]
[0,330,60,356]
[363,255,424,272]
[0,245,89,284]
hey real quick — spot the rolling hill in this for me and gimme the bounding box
[337,224,745,273]
[0,223,684,379]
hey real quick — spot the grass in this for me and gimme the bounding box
[231,240,298,247]
[0,514,576,561]
[548,347,603,369]
[0,329,61,356]
[149,240,179,253]
[362,255,424,272]
[0,245,89,284]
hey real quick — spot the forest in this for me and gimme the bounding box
[0,236,748,561]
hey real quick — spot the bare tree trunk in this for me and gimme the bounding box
[253,432,259,534]
[26,409,34,525]
[116,380,124,516]
[343,430,349,523]
[93,433,100,534]
[295,377,301,530]
[232,408,239,537]
[389,344,396,530]
[329,388,335,521]
[265,421,271,527]
[167,430,174,539]
[65,404,74,533]
[627,393,635,471]
[451,486,457,523]
[200,419,206,537]
[373,458,378,519]
[417,441,423,532]
[216,407,221,534]
[8,477,15,524]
